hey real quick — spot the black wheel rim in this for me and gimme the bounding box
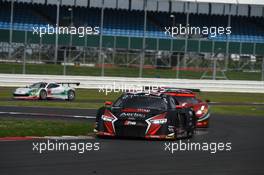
[41,91,46,99]
[69,91,74,99]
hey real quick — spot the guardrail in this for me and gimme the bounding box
[0,74,263,93]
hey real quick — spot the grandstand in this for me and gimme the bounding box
[1,0,264,42]
[0,0,264,79]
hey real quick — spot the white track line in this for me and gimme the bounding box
[43,136,95,140]
[0,111,96,119]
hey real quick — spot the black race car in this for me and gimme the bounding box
[94,93,196,140]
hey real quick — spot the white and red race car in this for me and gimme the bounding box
[13,82,79,101]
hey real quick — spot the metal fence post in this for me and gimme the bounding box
[261,55,264,81]
[139,0,147,78]
[68,7,73,61]
[8,0,14,59]
[212,57,217,80]
[170,14,175,72]
[38,36,42,62]
[212,41,216,80]
[83,32,87,64]
[183,2,190,68]
[126,37,131,66]
[54,0,60,64]
[23,31,27,74]
[63,49,67,75]
[176,53,180,79]
[99,0,105,77]
[225,8,231,71]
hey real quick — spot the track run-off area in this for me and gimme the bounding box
[0,106,264,175]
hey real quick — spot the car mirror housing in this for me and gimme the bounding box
[175,105,184,109]
[105,101,113,106]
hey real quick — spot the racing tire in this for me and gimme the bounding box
[95,107,107,139]
[67,90,75,101]
[186,111,196,139]
[39,90,47,100]
[95,107,105,130]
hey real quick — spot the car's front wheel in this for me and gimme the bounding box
[39,90,47,100]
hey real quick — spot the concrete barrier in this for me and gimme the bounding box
[0,74,263,93]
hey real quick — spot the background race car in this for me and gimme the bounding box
[161,88,210,128]
[13,82,79,101]
[95,92,196,140]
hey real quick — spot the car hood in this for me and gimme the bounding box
[14,87,36,94]
[110,108,165,120]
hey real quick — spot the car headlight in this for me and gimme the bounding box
[196,110,203,115]
[195,105,208,116]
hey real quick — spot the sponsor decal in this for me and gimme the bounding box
[124,120,137,126]
[120,113,146,118]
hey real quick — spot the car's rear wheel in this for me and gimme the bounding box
[39,90,47,100]
[186,112,196,138]
[67,90,75,101]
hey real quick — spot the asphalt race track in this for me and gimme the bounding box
[0,106,97,117]
[0,107,264,175]
[0,106,97,121]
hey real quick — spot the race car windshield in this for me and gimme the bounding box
[113,95,167,110]
[29,83,46,89]
[173,96,199,105]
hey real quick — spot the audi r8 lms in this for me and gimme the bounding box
[13,82,79,101]
[161,88,210,128]
[94,92,196,140]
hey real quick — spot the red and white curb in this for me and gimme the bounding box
[0,135,95,142]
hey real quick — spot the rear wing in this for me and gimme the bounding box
[159,87,201,93]
[56,82,80,86]
[128,86,201,93]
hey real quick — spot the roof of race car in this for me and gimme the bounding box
[30,82,80,86]
[124,89,198,98]
[124,92,168,98]
[164,92,196,97]
[160,88,197,97]
[160,87,200,92]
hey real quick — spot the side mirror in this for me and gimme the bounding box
[105,101,113,106]
[205,99,210,103]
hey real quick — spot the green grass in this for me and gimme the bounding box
[211,105,264,117]
[0,117,94,137]
[0,63,262,80]
[0,87,263,117]
[0,88,118,109]
[198,92,264,103]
